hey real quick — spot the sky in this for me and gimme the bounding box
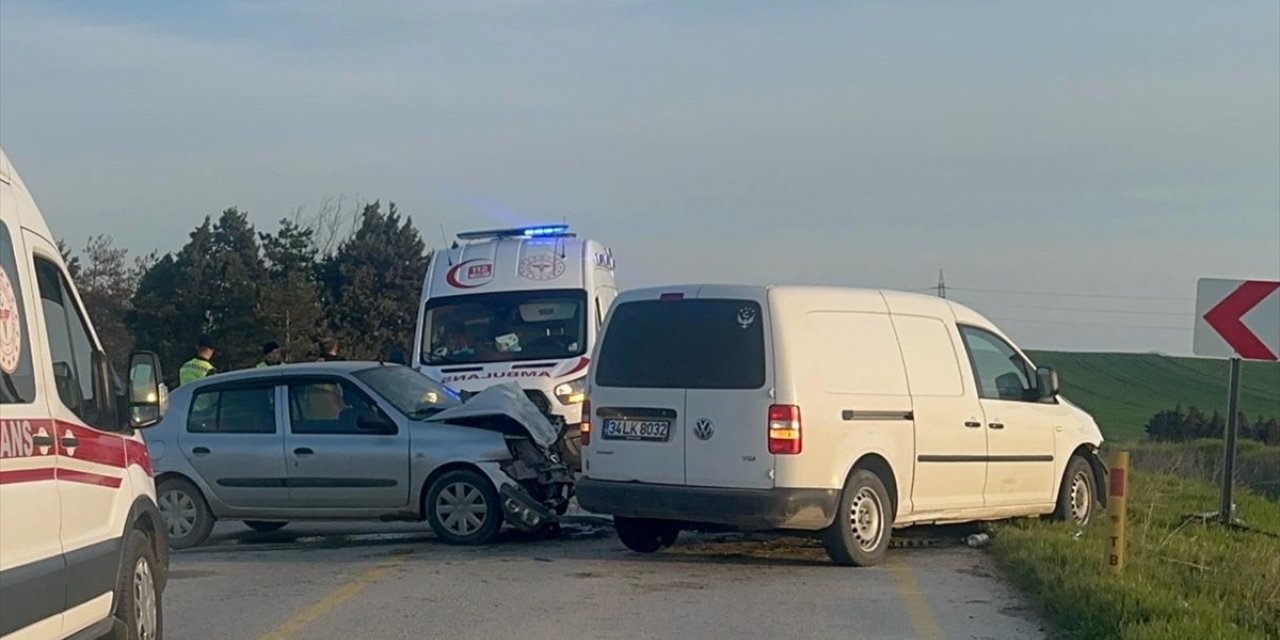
[1,0,1277,354]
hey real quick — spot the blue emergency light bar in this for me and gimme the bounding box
[456,224,573,240]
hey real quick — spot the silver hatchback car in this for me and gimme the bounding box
[144,361,573,548]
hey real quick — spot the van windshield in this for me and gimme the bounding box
[595,298,766,389]
[421,289,587,365]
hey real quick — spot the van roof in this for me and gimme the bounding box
[0,146,57,242]
[618,283,1007,338]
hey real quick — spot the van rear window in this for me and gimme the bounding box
[595,299,765,389]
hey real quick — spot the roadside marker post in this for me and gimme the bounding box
[1192,278,1279,527]
[1106,451,1129,574]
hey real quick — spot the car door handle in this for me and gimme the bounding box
[191,446,211,456]
[293,447,314,456]
[964,421,983,428]
[988,422,1005,430]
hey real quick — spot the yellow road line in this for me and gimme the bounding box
[258,552,411,640]
[888,560,944,640]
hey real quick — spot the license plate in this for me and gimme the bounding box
[602,419,671,442]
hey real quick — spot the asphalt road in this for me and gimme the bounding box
[164,519,1051,640]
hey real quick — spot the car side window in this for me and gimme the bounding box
[959,326,1035,402]
[288,380,387,435]
[0,221,36,405]
[187,386,277,434]
[34,256,109,427]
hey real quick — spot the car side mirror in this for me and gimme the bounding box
[128,351,168,428]
[1036,366,1060,400]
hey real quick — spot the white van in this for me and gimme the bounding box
[576,285,1107,566]
[413,225,618,469]
[0,146,169,639]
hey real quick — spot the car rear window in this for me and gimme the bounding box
[595,299,766,389]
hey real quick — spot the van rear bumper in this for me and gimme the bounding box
[576,479,839,531]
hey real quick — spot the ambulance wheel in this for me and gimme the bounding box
[823,469,893,567]
[244,521,288,533]
[111,529,163,640]
[157,478,214,550]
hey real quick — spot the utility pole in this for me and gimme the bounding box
[936,269,948,299]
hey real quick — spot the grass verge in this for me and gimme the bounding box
[991,472,1280,639]
[1124,439,1280,501]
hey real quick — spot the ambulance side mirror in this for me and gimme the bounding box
[127,351,168,429]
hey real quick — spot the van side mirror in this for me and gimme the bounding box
[127,351,168,428]
[1036,366,1060,400]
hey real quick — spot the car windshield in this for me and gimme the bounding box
[353,365,462,419]
[421,289,588,365]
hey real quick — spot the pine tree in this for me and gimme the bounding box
[320,201,428,359]
[260,218,324,362]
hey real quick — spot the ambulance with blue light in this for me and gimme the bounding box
[414,225,617,470]
[1,146,170,639]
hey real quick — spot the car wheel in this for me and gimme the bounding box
[243,521,288,533]
[425,469,503,545]
[614,517,678,553]
[157,478,214,550]
[1052,455,1097,527]
[822,469,893,567]
[111,530,163,640]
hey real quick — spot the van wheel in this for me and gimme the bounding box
[614,517,678,553]
[111,530,163,640]
[157,478,214,550]
[425,470,503,545]
[823,469,893,567]
[244,521,288,533]
[1052,456,1097,527]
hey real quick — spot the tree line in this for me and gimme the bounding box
[61,200,430,384]
[1145,405,1280,446]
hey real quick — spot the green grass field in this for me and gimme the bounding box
[1027,351,1280,441]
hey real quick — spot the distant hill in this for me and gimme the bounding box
[1027,351,1280,441]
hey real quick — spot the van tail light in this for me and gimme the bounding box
[768,404,802,455]
[580,398,592,447]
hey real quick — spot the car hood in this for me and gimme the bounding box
[425,382,558,448]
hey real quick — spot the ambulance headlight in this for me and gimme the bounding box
[554,378,587,405]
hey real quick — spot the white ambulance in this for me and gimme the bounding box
[0,146,169,640]
[413,225,618,470]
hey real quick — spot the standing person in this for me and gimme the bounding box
[256,341,284,368]
[179,334,217,386]
[318,338,342,361]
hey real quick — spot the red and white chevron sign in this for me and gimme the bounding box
[1194,278,1280,361]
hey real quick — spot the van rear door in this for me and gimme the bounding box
[588,288,699,485]
[682,289,774,489]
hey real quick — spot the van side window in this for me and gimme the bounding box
[958,326,1034,402]
[34,257,108,426]
[0,221,36,404]
[188,386,277,434]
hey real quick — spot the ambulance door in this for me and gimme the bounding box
[0,218,66,639]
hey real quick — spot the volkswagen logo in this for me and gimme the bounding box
[694,418,715,441]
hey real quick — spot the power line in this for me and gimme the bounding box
[950,286,1192,302]
[988,316,1193,331]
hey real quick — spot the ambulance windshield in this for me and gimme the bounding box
[422,289,587,365]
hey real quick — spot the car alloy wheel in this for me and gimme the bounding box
[158,488,198,540]
[435,481,489,537]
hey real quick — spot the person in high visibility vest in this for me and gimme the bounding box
[256,340,283,368]
[179,335,217,386]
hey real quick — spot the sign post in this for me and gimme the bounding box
[1193,278,1280,525]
